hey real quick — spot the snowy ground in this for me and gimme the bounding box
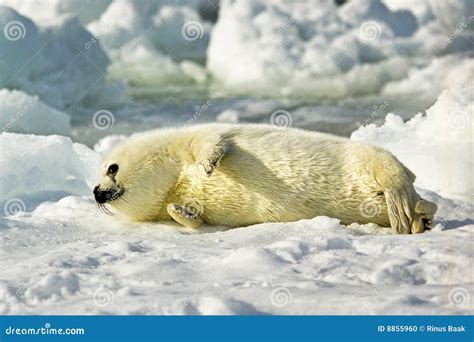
[0,0,473,315]
[0,191,472,315]
[0,87,472,315]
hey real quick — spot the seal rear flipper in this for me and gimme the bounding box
[167,203,204,228]
[380,170,436,234]
[415,199,437,230]
[384,187,418,234]
[372,152,430,234]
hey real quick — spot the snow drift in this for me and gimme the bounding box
[0,0,472,316]
[352,85,473,199]
[0,87,472,315]
[0,133,100,209]
[0,89,71,136]
[1,0,472,107]
[0,6,123,111]
[86,0,212,95]
[207,0,473,100]
[0,0,111,25]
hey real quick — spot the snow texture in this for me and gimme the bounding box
[0,133,100,208]
[0,6,124,111]
[0,89,70,136]
[1,0,472,116]
[0,87,472,315]
[207,0,473,100]
[0,0,472,315]
[352,86,473,199]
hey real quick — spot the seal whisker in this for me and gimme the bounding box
[96,202,107,215]
[94,201,102,213]
[97,203,105,215]
[99,203,114,216]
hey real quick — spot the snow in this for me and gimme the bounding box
[381,55,473,105]
[0,133,100,208]
[149,5,211,62]
[207,0,473,100]
[0,89,70,136]
[0,0,111,25]
[1,0,472,106]
[106,37,208,99]
[352,85,473,199]
[84,0,212,94]
[0,87,472,315]
[0,0,472,316]
[93,134,128,155]
[0,192,471,315]
[0,6,123,111]
[86,0,210,59]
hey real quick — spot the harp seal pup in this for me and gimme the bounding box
[93,123,436,234]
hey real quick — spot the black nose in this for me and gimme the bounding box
[93,185,112,204]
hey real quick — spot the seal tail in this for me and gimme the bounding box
[377,158,437,234]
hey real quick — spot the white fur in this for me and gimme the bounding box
[95,123,436,234]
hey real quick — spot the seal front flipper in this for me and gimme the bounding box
[166,203,204,228]
[194,134,229,177]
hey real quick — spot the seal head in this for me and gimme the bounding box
[93,163,125,204]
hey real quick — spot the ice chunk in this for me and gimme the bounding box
[93,134,128,155]
[351,86,473,199]
[0,0,111,25]
[0,89,70,136]
[207,0,472,100]
[150,5,211,62]
[88,1,211,95]
[0,6,123,110]
[0,7,40,86]
[88,0,210,61]
[24,272,80,304]
[0,133,100,209]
